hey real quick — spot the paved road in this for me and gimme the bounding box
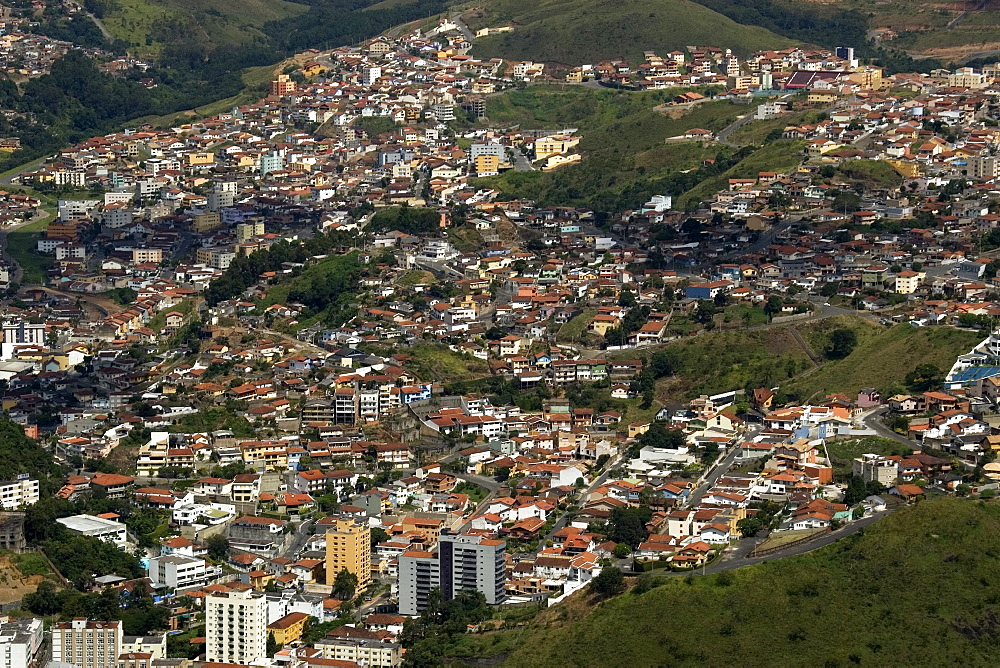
[281,518,317,559]
[541,453,628,543]
[638,509,892,577]
[686,445,742,508]
[861,406,917,448]
[716,114,755,147]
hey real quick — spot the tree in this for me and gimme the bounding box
[820,281,839,297]
[206,534,229,561]
[606,506,652,548]
[590,566,626,598]
[266,632,282,656]
[764,295,783,320]
[333,568,359,600]
[826,328,857,359]
[371,527,390,548]
[613,543,631,558]
[906,364,943,392]
[843,475,868,505]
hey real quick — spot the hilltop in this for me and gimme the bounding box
[454,497,1000,667]
[466,0,792,65]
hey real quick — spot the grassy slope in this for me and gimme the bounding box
[456,498,1000,667]
[404,344,490,382]
[103,0,308,56]
[469,0,792,64]
[650,316,979,403]
[785,320,981,401]
[474,88,741,210]
[676,139,806,206]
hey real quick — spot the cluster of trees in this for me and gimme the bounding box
[204,232,357,306]
[602,506,653,548]
[603,305,652,347]
[366,206,441,235]
[905,363,943,393]
[843,476,885,505]
[825,328,858,360]
[399,589,492,667]
[0,418,64,496]
[24,580,168,634]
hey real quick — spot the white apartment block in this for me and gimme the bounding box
[205,589,267,664]
[0,477,39,509]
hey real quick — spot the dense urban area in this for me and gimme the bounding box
[4,0,1000,666]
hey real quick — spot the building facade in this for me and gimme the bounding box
[51,619,122,668]
[205,589,267,664]
[325,518,371,589]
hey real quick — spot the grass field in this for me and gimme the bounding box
[102,0,308,57]
[452,497,1000,667]
[785,320,981,402]
[726,108,823,147]
[826,436,912,477]
[647,316,979,405]
[5,209,56,284]
[404,344,490,382]
[469,0,791,65]
[557,308,596,344]
[677,139,806,207]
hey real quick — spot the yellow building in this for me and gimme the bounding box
[237,221,265,243]
[186,152,215,166]
[325,518,371,589]
[846,66,883,90]
[192,211,222,233]
[267,611,309,646]
[887,159,921,178]
[474,154,500,175]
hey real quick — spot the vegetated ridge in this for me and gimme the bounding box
[460,497,1000,667]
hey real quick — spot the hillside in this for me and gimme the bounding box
[784,319,982,402]
[101,0,309,58]
[473,87,749,212]
[453,497,1000,667]
[650,316,980,403]
[467,0,793,65]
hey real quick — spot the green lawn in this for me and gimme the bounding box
[677,139,806,207]
[474,90,741,212]
[726,108,823,147]
[455,498,1000,667]
[785,321,982,403]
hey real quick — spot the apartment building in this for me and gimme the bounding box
[51,619,122,668]
[0,618,43,668]
[325,518,371,589]
[398,534,507,616]
[0,477,39,509]
[205,589,267,664]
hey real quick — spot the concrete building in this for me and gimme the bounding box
[51,619,122,668]
[146,554,218,590]
[325,518,371,590]
[0,477,38,509]
[1,321,45,360]
[56,515,127,549]
[852,454,898,487]
[398,549,440,616]
[205,589,267,664]
[0,617,43,668]
[398,534,507,616]
[314,637,402,667]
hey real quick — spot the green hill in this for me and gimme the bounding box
[468,0,793,65]
[649,316,979,404]
[102,0,310,58]
[451,497,1000,667]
